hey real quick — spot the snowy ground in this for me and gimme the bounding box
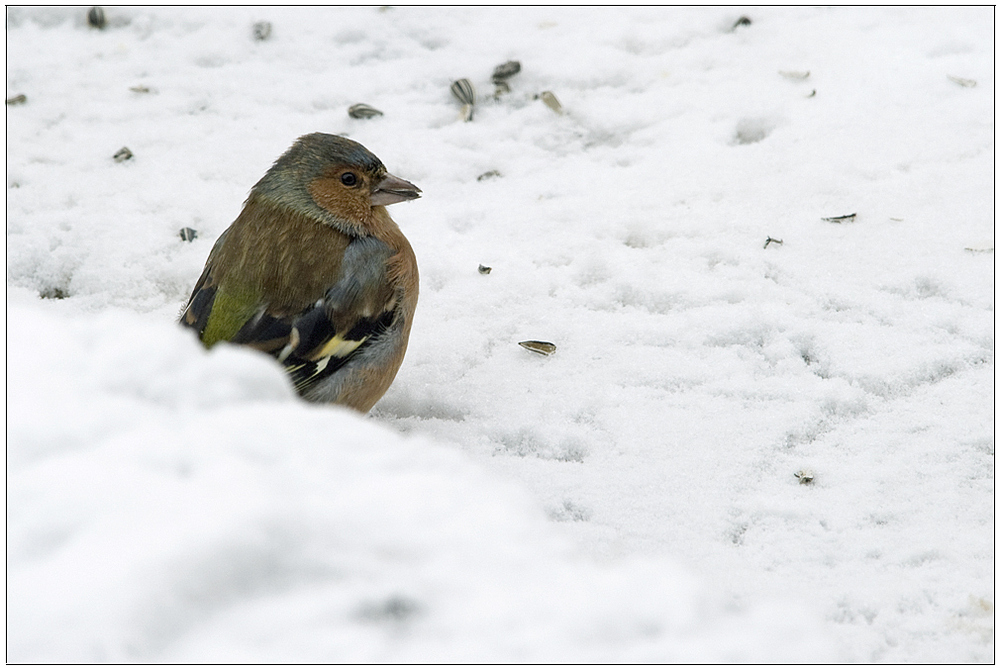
[6,6,994,663]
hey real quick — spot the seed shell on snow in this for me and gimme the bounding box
[519,340,557,356]
[822,213,856,223]
[538,91,563,115]
[491,60,521,83]
[794,469,815,484]
[450,78,476,106]
[478,264,492,274]
[252,21,272,41]
[87,6,106,29]
[6,94,27,105]
[179,227,198,242]
[113,146,133,162]
[348,103,384,119]
[946,74,976,88]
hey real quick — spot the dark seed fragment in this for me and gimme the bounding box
[491,60,521,83]
[40,286,70,300]
[87,6,106,29]
[179,227,198,242]
[113,147,133,162]
[252,21,272,41]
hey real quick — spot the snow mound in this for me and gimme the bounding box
[8,305,834,662]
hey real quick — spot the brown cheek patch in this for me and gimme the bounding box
[307,177,370,232]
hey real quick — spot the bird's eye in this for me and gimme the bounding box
[340,172,358,187]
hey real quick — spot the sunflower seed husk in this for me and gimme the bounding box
[129,85,151,93]
[87,6,106,29]
[763,236,783,249]
[113,146,133,162]
[459,103,474,122]
[732,15,751,30]
[806,89,817,98]
[179,227,198,242]
[538,90,563,115]
[450,78,476,106]
[779,70,810,80]
[491,60,521,83]
[5,94,27,106]
[947,74,976,88]
[794,469,815,484]
[964,244,994,254]
[519,340,557,356]
[822,213,856,223]
[477,169,501,181]
[348,103,384,119]
[478,264,492,274]
[252,21,272,41]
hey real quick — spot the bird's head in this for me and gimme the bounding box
[250,132,421,235]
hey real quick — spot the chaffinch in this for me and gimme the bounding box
[180,133,420,412]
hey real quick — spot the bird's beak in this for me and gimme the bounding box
[371,173,421,207]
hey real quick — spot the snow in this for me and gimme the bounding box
[6,6,994,663]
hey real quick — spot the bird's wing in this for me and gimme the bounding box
[180,228,296,350]
[278,236,399,395]
[180,233,399,396]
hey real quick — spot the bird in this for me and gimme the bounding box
[180,132,420,412]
